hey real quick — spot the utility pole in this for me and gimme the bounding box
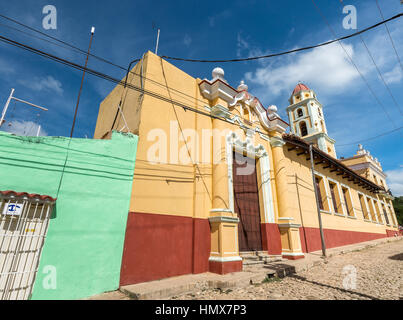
[70,26,95,138]
[0,88,48,129]
[309,143,327,257]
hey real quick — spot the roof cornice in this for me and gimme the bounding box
[282,134,383,193]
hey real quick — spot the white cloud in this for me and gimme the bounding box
[0,57,15,74]
[385,166,403,196]
[245,42,360,100]
[236,33,250,58]
[183,34,192,47]
[236,33,268,59]
[18,76,63,95]
[3,120,47,137]
[383,65,402,84]
[208,10,231,27]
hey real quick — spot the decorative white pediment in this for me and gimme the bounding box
[229,88,289,134]
[199,79,238,103]
[200,71,289,135]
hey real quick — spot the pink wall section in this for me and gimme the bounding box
[120,212,210,286]
[261,223,282,255]
[299,226,388,253]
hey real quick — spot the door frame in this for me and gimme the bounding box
[225,131,275,226]
[232,151,263,251]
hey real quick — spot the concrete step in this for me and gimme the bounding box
[241,255,260,261]
[259,255,284,263]
[242,259,265,266]
[240,251,258,257]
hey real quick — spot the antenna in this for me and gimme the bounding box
[155,28,160,55]
[0,88,48,130]
[152,22,160,55]
[70,26,95,138]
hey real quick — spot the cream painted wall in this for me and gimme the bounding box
[281,148,398,234]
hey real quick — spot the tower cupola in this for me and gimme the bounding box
[286,83,337,158]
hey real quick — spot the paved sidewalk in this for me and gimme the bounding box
[88,235,402,300]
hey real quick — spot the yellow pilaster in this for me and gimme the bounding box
[209,109,241,268]
[270,133,304,259]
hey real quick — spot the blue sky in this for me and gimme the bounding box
[0,0,402,194]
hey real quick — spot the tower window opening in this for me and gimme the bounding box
[318,108,322,117]
[297,108,303,118]
[321,120,325,132]
[299,121,308,136]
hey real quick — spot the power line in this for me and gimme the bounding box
[0,11,402,64]
[0,32,244,129]
[159,13,403,63]
[310,0,401,133]
[0,31,401,148]
[359,35,403,116]
[2,10,402,119]
[0,13,139,71]
[159,56,212,201]
[0,21,83,54]
[0,15,224,110]
[335,1,403,116]
[333,1,403,117]
[337,126,403,146]
[374,0,403,73]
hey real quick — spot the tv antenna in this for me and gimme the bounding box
[152,22,160,55]
[0,88,48,136]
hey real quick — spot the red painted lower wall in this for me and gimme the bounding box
[386,229,400,237]
[299,227,387,253]
[209,260,242,274]
[261,223,282,255]
[120,212,210,286]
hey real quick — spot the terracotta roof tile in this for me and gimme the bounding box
[292,83,310,95]
[0,190,56,202]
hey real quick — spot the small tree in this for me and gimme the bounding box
[392,196,403,226]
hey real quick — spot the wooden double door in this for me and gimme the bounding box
[232,152,262,252]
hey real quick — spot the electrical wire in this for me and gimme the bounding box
[332,1,403,117]
[159,13,403,63]
[0,32,246,130]
[159,56,212,201]
[0,11,401,64]
[0,16,214,111]
[337,125,403,147]
[0,31,401,148]
[2,10,402,118]
[310,0,402,136]
[374,0,403,73]
[0,13,137,70]
[359,35,403,116]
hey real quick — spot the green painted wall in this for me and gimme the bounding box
[0,131,138,299]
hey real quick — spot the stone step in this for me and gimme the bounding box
[239,251,258,257]
[259,255,284,263]
[242,259,265,266]
[241,255,260,261]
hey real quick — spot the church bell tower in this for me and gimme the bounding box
[286,83,337,158]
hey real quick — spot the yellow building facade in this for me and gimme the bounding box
[94,51,400,285]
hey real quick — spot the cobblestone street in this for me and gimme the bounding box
[172,239,403,300]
